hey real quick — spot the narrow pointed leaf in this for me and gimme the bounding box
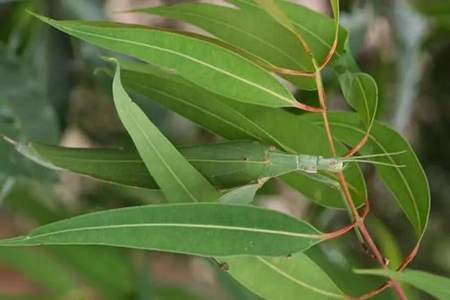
[33,13,297,108]
[0,203,322,257]
[218,253,345,300]
[338,72,378,129]
[354,269,450,300]
[111,60,219,202]
[136,2,315,89]
[118,62,367,209]
[303,112,430,238]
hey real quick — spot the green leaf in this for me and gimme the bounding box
[303,112,430,238]
[32,13,297,108]
[0,203,322,257]
[338,72,378,130]
[354,269,450,300]
[118,62,367,209]
[135,2,316,89]
[218,253,345,300]
[110,60,220,202]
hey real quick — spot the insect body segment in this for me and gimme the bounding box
[5,137,405,191]
[264,152,344,176]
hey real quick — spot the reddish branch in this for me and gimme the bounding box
[300,55,408,299]
[268,1,410,297]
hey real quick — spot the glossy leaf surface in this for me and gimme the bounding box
[119,62,367,208]
[0,203,322,257]
[33,14,297,108]
[136,1,315,89]
[111,61,220,202]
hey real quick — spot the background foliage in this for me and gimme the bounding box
[0,0,449,299]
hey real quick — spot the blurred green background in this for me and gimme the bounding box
[0,0,449,299]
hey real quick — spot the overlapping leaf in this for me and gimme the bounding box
[111,60,220,202]
[137,0,347,90]
[118,62,367,208]
[228,0,347,64]
[303,112,430,238]
[0,203,323,256]
[32,13,297,108]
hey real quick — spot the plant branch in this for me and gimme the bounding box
[310,58,407,300]
[263,0,408,297]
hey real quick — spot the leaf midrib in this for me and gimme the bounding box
[256,257,345,299]
[24,223,323,242]
[131,80,296,152]
[121,97,198,202]
[148,8,305,69]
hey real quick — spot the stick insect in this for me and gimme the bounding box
[1,137,405,190]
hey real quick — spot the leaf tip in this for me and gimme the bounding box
[26,10,51,24]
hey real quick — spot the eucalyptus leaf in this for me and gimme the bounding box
[118,61,367,209]
[338,72,378,129]
[111,60,220,202]
[354,269,450,300]
[32,13,297,108]
[0,203,323,257]
[218,253,345,300]
[303,112,430,238]
[135,1,316,89]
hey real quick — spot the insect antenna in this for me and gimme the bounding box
[342,159,406,168]
[341,150,407,168]
[347,150,407,160]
